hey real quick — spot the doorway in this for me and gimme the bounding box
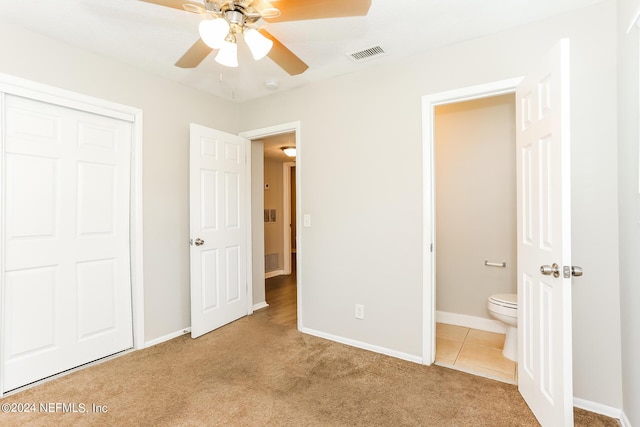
[432,94,517,383]
[422,77,523,366]
[240,122,302,330]
[424,42,575,426]
[259,132,296,279]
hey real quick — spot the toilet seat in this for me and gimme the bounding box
[488,293,517,309]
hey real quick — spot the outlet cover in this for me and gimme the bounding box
[355,304,364,320]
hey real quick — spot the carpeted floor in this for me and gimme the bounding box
[0,312,618,427]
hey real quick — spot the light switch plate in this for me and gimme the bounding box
[303,214,311,227]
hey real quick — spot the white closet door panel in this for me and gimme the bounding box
[76,161,117,236]
[76,259,118,340]
[2,94,133,391]
[4,267,58,358]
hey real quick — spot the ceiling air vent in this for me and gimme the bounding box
[347,45,387,63]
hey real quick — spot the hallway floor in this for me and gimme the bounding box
[253,271,297,328]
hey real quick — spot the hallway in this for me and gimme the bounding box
[253,272,297,328]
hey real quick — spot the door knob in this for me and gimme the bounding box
[193,238,205,246]
[563,265,583,278]
[540,263,560,278]
[571,266,583,277]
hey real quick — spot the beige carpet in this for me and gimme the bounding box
[0,314,618,426]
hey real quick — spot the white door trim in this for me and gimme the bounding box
[421,77,523,364]
[0,73,144,396]
[282,161,295,275]
[240,122,302,330]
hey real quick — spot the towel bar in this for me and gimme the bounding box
[484,260,506,268]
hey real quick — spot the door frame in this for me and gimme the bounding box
[421,77,523,364]
[282,161,296,275]
[0,73,145,396]
[240,122,302,330]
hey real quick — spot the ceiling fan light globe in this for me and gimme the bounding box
[199,18,229,49]
[244,28,273,60]
[215,40,239,67]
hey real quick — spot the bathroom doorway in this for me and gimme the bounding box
[432,93,517,383]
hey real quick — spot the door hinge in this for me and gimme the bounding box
[430,243,433,253]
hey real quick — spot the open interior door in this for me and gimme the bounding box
[190,123,250,338]
[516,39,574,426]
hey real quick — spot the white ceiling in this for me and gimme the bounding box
[0,0,604,103]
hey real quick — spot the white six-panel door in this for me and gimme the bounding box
[2,94,133,391]
[516,39,574,426]
[190,124,249,339]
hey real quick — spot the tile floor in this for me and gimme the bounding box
[435,322,517,384]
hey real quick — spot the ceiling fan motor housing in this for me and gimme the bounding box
[225,10,245,28]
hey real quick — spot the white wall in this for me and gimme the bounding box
[0,21,241,342]
[239,0,623,408]
[617,0,640,425]
[435,95,517,319]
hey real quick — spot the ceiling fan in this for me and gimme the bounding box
[141,0,372,75]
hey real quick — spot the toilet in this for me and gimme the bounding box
[487,293,517,362]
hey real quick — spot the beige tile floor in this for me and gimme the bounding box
[435,322,517,384]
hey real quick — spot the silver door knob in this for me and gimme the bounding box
[194,238,205,246]
[570,266,583,277]
[540,263,560,278]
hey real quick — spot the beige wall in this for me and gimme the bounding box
[617,0,640,425]
[239,1,623,408]
[264,159,285,272]
[435,95,516,319]
[0,21,241,342]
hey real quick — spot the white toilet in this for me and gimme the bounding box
[487,293,517,362]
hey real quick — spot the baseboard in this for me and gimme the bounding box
[301,327,422,364]
[265,270,285,279]
[573,397,624,423]
[253,301,269,311]
[619,410,632,427]
[436,310,506,334]
[145,327,191,348]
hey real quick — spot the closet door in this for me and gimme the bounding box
[2,94,133,391]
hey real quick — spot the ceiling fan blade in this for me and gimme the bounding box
[259,29,309,76]
[250,0,281,18]
[263,0,371,22]
[139,0,204,12]
[175,38,213,68]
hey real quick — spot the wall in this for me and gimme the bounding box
[0,21,241,342]
[264,158,285,273]
[435,95,516,319]
[238,0,622,409]
[617,0,640,425]
[251,142,266,306]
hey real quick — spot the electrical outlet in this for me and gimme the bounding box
[355,304,364,320]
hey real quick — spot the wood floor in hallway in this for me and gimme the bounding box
[253,272,297,328]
